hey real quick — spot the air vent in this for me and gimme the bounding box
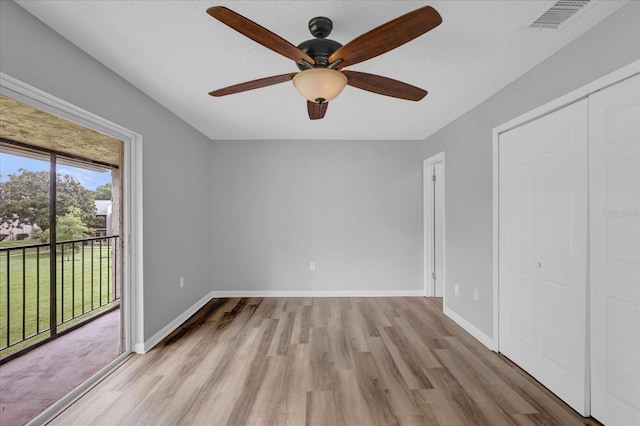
[529,0,590,29]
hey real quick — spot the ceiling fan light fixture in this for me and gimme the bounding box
[292,68,348,103]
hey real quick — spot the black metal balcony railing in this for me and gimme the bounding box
[0,235,119,356]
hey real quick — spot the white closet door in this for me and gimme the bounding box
[499,99,588,415]
[590,74,640,426]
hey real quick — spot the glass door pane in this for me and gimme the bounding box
[0,144,52,355]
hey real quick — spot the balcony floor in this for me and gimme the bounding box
[0,309,121,426]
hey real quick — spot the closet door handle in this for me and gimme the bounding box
[536,262,542,268]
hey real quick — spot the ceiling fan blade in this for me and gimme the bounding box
[343,71,427,101]
[307,101,328,120]
[328,6,442,68]
[209,73,297,97]
[207,6,315,65]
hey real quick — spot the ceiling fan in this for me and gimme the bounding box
[207,5,442,120]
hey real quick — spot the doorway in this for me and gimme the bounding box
[424,153,445,298]
[0,134,124,425]
[0,72,141,424]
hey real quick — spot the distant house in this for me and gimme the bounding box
[94,200,112,237]
[0,201,112,241]
[0,220,41,242]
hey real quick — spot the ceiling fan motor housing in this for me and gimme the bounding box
[297,38,343,69]
[297,16,343,70]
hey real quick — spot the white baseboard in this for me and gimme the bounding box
[134,291,215,354]
[131,342,145,353]
[444,306,497,351]
[209,290,425,298]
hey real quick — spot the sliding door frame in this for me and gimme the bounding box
[1,72,144,423]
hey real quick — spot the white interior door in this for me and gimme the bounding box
[589,74,640,426]
[424,154,445,298]
[499,99,588,415]
[434,161,444,297]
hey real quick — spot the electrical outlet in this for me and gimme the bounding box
[454,284,459,296]
[309,262,316,271]
[473,288,479,300]
[180,277,184,288]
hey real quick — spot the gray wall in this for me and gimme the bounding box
[423,1,640,337]
[211,140,423,293]
[0,1,214,341]
[3,0,639,346]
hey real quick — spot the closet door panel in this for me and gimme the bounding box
[499,99,588,415]
[534,100,588,414]
[500,126,536,372]
[590,74,640,426]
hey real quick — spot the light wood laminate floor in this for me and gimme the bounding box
[49,297,601,425]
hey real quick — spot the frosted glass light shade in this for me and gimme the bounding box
[292,68,348,103]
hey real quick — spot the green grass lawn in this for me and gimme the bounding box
[0,242,117,356]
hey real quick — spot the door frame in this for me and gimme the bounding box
[0,72,144,421]
[491,59,640,352]
[423,152,445,299]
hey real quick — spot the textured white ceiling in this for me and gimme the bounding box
[15,0,628,141]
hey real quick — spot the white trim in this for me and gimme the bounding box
[0,72,144,356]
[210,290,426,298]
[26,352,130,426]
[134,291,216,353]
[1,74,136,144]
[492,126,500,352]
[423,152,445,299]
[126,135,144,353]
[493,60,640,136]
[444,306,496,351]
[491,59,640,355]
